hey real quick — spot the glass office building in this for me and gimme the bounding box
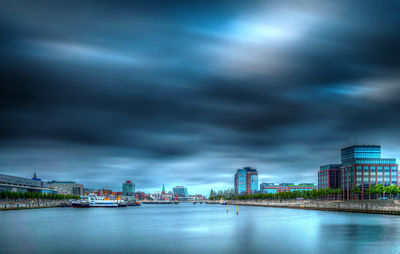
[122,180,135,196]
[318,164,341,190]
[234,167,258,195]
[341,145,381,164]
[318,145,398,199]
[173,186,188,197]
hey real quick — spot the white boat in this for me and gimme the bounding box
[219,199,227,205]
[72,195,126,208]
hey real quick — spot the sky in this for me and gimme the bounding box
[1,1,400,195]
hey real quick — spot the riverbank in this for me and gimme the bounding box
[206,199,400,215]
[0,201,70,211]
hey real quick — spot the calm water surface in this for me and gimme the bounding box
[1,204,400,254]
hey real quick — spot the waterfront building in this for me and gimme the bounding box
[340,145,398,199]
[318,145,398,200]
[279,183,295,187]
[259,183,275,193]
[47,181,84,195]
[234,167,258,195]
[122,180,135,196]
[173,186,188,197]
[0,173,57,193]
[318,164,341,190]
[260,183,316,194]
[135,191,147,200]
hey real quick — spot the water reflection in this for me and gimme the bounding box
[1,205,400,254]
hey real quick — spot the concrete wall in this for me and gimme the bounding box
[207,199,400,215]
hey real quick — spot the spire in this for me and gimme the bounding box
[162,184,165,194]
[33,172,37,179]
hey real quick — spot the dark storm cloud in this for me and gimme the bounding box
[1,0,400,194]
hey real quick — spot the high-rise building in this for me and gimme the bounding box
[173,186,188,197]
[318,145,398,199]
[234,167,258,195]
[341,145,381,164]
[122,180,135,196]
[318,164,341,190]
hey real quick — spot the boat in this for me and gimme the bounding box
[127,201,141,206]
[71,195,126,208]
[218,199,227,205]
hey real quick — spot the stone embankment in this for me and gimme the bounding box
[0,201,70,211]
[207,199,400,215]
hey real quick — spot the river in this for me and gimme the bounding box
[1,203,400,254]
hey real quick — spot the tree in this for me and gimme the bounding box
[365,187,373,200]
[375,184,384,199]
[352,186,361,200]
[333,189,342,200]
[385,185,397,199]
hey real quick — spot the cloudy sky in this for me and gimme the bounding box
[1,0,400,195]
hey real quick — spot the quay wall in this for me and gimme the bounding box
[0,201,70,211]
[206,199,400,215]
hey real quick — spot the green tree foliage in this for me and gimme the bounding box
[209,188,235,200]
[385,185,397,199]
[352,186,361,200]
[0,191,79,201]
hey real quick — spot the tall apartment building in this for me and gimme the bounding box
[234,167,258,195]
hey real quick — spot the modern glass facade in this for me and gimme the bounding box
[234,167,258,195]
[341,145,381,164]
[341,161,398,199]
[122,181,135,196]
[318,164,340,190]
[318,145,398,199]
[173,186,188,197]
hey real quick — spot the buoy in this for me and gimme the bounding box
[237,205,238,215]
[227,204,228,213]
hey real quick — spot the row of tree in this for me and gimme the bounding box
[352,184,399,199]
[209,188,235,200]
[0,191,80,201]
[209,184,400,201]
[236,188,343,200]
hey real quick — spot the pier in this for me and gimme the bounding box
[1,201,70,211]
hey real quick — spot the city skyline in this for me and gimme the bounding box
[1,1,400,196]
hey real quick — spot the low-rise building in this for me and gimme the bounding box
[260,183,316,194]
[47,181,84,195]
[318,164,341,190]
[0,173,57,194]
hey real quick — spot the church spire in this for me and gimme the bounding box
[162,184,165,194]
[33,172,37,179]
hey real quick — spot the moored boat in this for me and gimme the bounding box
[219,199,227,205]
[71,195,126,208]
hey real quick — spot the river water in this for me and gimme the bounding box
[1,203,400,254]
